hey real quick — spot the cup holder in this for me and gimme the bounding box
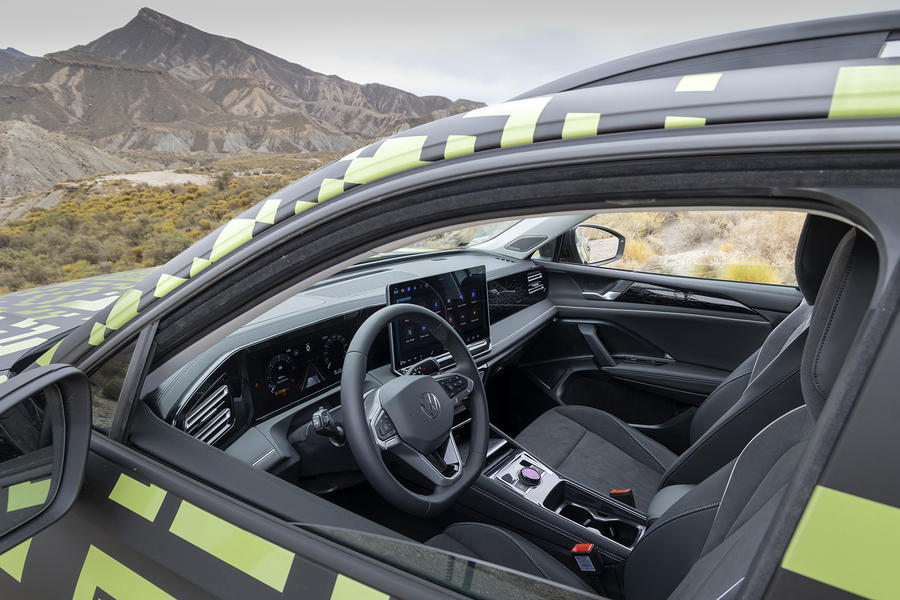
[559,503,641,547]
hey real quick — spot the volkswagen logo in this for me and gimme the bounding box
[420,393,441,420]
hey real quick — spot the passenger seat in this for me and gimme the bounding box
[515,215,851,511]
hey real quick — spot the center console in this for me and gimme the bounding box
[488,451,645,550]
[459,433,648,566]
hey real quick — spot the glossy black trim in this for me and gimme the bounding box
[617,282,758,315]
[488,268,548,323]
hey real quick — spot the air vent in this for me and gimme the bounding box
[527,269,545,295]
[182,375,233,446]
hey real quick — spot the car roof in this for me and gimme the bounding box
[4,10,900,373]
[512,9,900,99]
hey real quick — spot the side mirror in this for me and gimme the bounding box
[560,224,626,266]
[0,366,91,555]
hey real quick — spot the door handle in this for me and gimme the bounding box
[582,280,632,302]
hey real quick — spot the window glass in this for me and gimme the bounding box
[306,525,590,600]
[88,340,136,433]
[587,210,805,285]
[534,240,556,260]
[368,220,520,260]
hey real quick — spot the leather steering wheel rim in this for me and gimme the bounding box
[341,303,489,516]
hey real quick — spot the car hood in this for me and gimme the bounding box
[0,269,153,374]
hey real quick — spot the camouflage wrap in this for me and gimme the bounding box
[0,59,898,373]
[0,270,152,372]
[0,457,393,599]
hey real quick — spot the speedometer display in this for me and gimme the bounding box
[245,308,378,423]
[266,353,296,399]
[322,334,348,375]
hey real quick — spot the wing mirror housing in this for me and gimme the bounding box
[0,365,91,555]
[560,224,626,266]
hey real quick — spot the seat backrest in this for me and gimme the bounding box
[659,216,850,487]
[624,228,877,600]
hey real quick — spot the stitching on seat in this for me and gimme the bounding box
[645,502,720,536]
[597,412,670,471]
[710,406,805,531]
[662,366,800,487]
[561,427,588,469]
[715,577,745,600]
[559,409,670,472]
[812,247,855,401]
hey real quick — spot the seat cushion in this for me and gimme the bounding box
[427,522,593,593]
[516,405,676,512]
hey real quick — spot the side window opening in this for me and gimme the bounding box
[582,210,806,285]
[88,340,137,434]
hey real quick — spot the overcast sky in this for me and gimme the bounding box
[3,1,898,103]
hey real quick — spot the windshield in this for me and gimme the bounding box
[371,220,520,258]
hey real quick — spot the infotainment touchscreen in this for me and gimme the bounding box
[388,266,489,370]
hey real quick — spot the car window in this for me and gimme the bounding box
[584,210,805,285]
[306,525,592,600]
[88,339,137,433]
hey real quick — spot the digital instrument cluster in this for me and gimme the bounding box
[387,266,490,369]
[245,309,375,422]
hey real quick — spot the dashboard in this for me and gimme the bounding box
[146,251,550,453]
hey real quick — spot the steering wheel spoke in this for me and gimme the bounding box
[364,388,401,449]
[391,434,462,487]
[433,372,475,406]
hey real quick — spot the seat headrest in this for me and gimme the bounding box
[802,229,877,418]
[795,215,853,304]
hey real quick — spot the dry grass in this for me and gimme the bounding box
[588,210,805,285]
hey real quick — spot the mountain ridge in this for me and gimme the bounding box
[0,7,481,154]
[0,48,38,80]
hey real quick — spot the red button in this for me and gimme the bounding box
[571,543,594,553]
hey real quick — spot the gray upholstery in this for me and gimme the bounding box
[660,300,810,486]
[435,225,876,600]
[517,215,847,499]
[516,405,676,511]
[647,484,695,521]
[626,461,733,600]
[426,522,593,593]
[801,230,877,417]
[794,215,853,304]
[665,406,813,600]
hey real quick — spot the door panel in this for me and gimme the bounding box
[519,262,801,450]
[0,434,431,599]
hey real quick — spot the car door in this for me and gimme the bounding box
[0,336,591,600]
[522,210,804,451]
[0,335,443,599]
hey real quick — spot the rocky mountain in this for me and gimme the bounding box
[0,8,481,154]
[0,121,130,196]
[0,48,38,80]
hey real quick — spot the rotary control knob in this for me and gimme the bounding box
[518,467,542,486]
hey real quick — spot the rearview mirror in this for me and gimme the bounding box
[560,224,626,266]
[0,366,91,556]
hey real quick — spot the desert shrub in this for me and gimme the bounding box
[620,238,655,268]
[215,171,234,191]
[0,172,290,291]
[720,262,782,284]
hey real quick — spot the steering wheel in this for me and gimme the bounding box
[341,304,489,516]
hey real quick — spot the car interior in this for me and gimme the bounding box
[122,207,877,599]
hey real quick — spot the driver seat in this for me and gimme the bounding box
[427,227,876,598]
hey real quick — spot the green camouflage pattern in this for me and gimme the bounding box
[0,59,898,375]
